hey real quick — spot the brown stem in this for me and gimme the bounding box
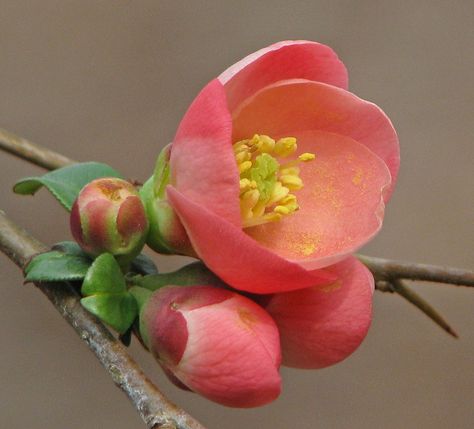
[0,209,206,429]
[358,254,474,287]
[375,279,458,338]
[0,127,75,170]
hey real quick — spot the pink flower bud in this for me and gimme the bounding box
[137,285,281,407]
[70,178,149,259]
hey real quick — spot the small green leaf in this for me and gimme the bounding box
[13,162,123,211]
[81,293,137,334]
[130,253,159,275]
[25,251,91,282]
[81,253,126,296]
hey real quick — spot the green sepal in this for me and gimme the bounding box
[80,293,137,334]
[140,177,175,254]
[25,251,91,282]
[81,253,126,296]
[129,286,153,348]
[80,253,137,333]
[132,261,226,292]
[152,143,171,199]
[13,161,123,211]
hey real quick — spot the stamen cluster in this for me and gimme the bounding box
[233,134,315,228]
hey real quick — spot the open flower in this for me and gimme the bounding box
[142,41,399,294]
[263,256,374,368]
[133,285,281,407]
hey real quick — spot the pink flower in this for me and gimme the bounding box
[263,256,373,368]
[135,285,281,407]
[143,41,399,294]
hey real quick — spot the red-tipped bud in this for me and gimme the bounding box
[136,285,282,407]
[70,178,149,260]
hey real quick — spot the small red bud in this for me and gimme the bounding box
[70,178,149,260]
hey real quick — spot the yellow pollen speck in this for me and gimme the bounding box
[287,232,320,257]
[352,168,363,186]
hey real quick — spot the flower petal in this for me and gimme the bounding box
[219,41,348,112]
[246,130,391,270]
[167,185,336,294]
[170,79,241,227]
[265,256,374,369]
[232,80,399,199]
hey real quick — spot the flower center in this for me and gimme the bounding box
[233,134,315,228]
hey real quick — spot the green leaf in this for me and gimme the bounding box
[81,293,137,334]
[13,162,123,211]
[25,251,91,282]
[81,253,126,296]
[130,253,159,275]
[80,253,137,333]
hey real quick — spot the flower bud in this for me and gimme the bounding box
[134,285,281,407]
[70,178,149,261]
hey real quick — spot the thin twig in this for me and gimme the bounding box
[375,279,458,338]
[0,209,206,429]
[0,127,75,170]
[358,254,474,287]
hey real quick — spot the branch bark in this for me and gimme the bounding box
[0,127,75,169]
[0,209,206,429]
[375,280,458,338]
[358,254,474,287]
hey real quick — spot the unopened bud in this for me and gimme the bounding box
[70,178,149,260]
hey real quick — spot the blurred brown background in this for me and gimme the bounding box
[1,1,473,428]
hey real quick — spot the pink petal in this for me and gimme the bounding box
[265,256,374,369]
[174,293,281,407]
[219,41,348,112]
[167,186,336,294]
[232,80,399,199]
[246,130,392,270]
[170,79,241,227]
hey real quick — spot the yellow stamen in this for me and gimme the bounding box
[275,137,297,157]
[299,152,316,162]
[255,135,275,153]
[279,174,303,191]
[238,160,252,174]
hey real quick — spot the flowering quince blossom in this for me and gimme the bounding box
[141,40,399,295]
[133,285,281,408]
